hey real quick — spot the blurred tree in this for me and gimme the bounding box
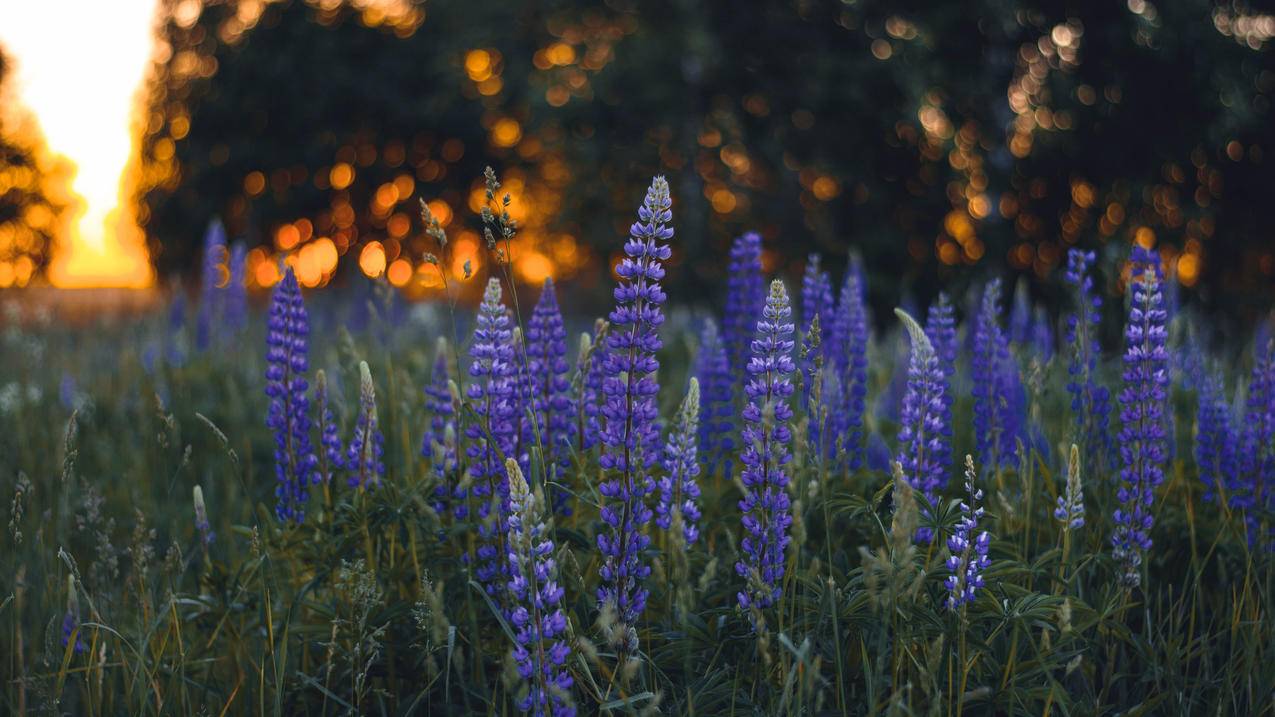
[0,45,75,288]
[133,0,1275,323]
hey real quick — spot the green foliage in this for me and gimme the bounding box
[0,285,1271,715]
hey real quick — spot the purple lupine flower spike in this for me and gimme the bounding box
[346,361,384,489]
[972,279,1025,469]
[196,218,227,351]
[829,264,870,469]
[1009,277,1031,346]
[724,233,765,381]
[1064,249,1113,469]
[315,369,343,485]
[800,253,834,344]
[468,278,519,600]
[694,319,735,476]
[1112,246,1170,589]
[526,278,575,516]
[657,378,702,546]
[578,321,609,452]
[923,294,956,487]
[1055,444,1085,529]
[945,455,992,609]
[61,576,86,655]
[423,338,461,519]
[265,267,317,523]
[597,177,672,652]
[1194,368,1236,503]
[505,460,576,717]
[1031,305,1055,362]
[1237,337,1274,549]
[736,279,797,616]
[894,308,950,535]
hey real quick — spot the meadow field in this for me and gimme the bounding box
[1,175,1272,715]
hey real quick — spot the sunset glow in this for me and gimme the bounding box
[0,0,156,287]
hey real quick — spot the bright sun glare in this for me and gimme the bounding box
[0,0,157,288]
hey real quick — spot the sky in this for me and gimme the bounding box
[0,0,157,287]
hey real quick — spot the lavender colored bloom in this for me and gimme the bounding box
[193,485,214,547]
[61,576,86,655]
[724,233,765,379]
[596,177,672,650]
[577,321,609,452]
[694,318,734,475]
[526,279,575,515]
[657,379,702,545]
[1195,368,1237,503]
[894,309,950,504]
[829,266,870,469]
[923,293,957,484]
[225,241,248,333]
[346,361,384,489]
[1237,338,1275,512]
[505,460,575,717]
[972,279,1025,469]
[1064,249,1113,469]
[422,339,461,519]
[800,254,835,349]
[314,369,343,485]
[196,218,227,351]
[736,280,796,614]
[1055,444,1085,529]
[265,268,317,523]
[468,278,519,599]
[1112,247,1170,589]
[944,456,992,609]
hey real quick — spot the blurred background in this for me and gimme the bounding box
[1,0,1274,326]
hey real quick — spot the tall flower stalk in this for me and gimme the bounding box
[693,318,734,475]
[972,279,1024,470]
[265,267,317,523]
[468,278,519,599]
[894,308,949,541]
[505,459,575,717]
[196,218,227,352]
[314,369,343,486]
[526,278,575,515]
[945,455,991,609]
[1064,249,1113,469]
[1112,247,1170,589]
[422,338,461,519]
[656,378,702,546]
[1194,368,1236,503]
[346,361,384,489]
[724,232,765,380]
[736,280,796,616]
[830,264,869,469]
[924,293,956,485]
[596,177,672,652]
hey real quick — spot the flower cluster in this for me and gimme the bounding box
[505,460,575,717]
[736,279,796,614]
[923,293,956,483]
[1237,338,1274,511]
[596,177,672,650]
[894,308,950,540]
[945,456,992,609]
[422,339,461,519]
[467,278,519,599]
[830,263,870,468]
[315,369,344,485]
[694,319,735,475]
[577,321,609,451]
[1064,249,1113,468]
[265,267,317,523]
[1112,247,1170,589]
[724,232,765,379]
[1055,443,1085,529]
[526,279,575,515]
[346,361,385,489]
[656,378,702,545]
[972,279,1025,469]
[1194,368,1236,503]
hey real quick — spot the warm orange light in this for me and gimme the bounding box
[711,188,736,213]
[465,49,493,81]
[545,42,576,66]
[812,176,840,201]
[330,162,355,190]
[360,240,387,277]
[427,199,452,227]
[276,223,301,251]
[1134,226,1156,248]
[387,212,411,238]
[296,243,323,287]
[491,118,522,148]
[1177,252,1200,286]
[254,256,281,287]
[387,258,412,286]
[244,171,266,196]
[517,251,553,283]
